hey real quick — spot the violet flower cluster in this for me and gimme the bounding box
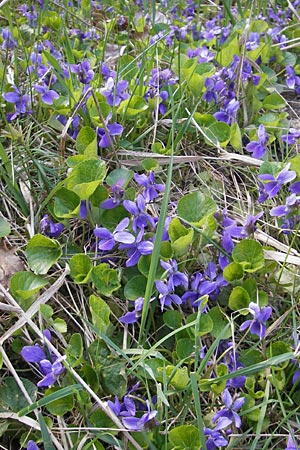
[21,330,65,388]
[108,389,157,431]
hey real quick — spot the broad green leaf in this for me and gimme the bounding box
[176,338,194,360]
[163,310,182,330]
[54,187,80,218]
[91,263,120,296]
[138,255,165,279]
[10,271,48,301]
[228,286,250,312]
[169,425,200,450]
[205,121,231,147]
[232,239,264,273]
[223,261,244,281]
[172,227,194,257]
[186,313,213,337]
[207,306,232,339]
[178,191,217,226]
[105,168,133,187]
[89,295,111,334]
[69,254,93,284]
[263,93,286,110]
[26,234,62,275]
[124,275,147,300]
[164,365,189,390]
[267,342,291,369]
[0,217,11,237]
[99,361,127,397]
[117,95,148,118]
[66,158,107,199]
[76,126,97,155]
[216,35,240,66]
[230,122,242,150]
[45,387,74,416]
[66,333,83,367]
[0,377,37,413]
[53,318,67,333]
[168,218,188,242]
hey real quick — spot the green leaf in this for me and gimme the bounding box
[106,168,133,187]
[138,255,165,279]
[0,217,11,237]
[230,122,242,150]
[124,275,147,300]
[53,187,80,218]
[178,191,217,226]
[117,95,148,118]
[176,338,194,360]
[0,377,37,413]
[66,158,107,199]
[169,425,200,450]
[164,365,189,390]
[53,318,67,333]
[163,310,182,329]
[216,35,240,66]
[207,306,232,339]
[66,333,83,367]
[91,263,120,296]
[45,387,74,416]
[19,385,83,416]
[223,261,244,281]
[26,234,62,275]
[186,312,213,337]
[262,93,286,110]
[70,254,93,284]
[99,361,127,397]
[172,228,194,257]
[232,239,264,273]
[267,342,291,369]
[205,121,231,147]
[89,295,111,334]
[10,271,48,301]
[228,286,250,312]
[40,304,54,319]
[76,126,97,155]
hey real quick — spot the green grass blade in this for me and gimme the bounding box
[190,373,207,450]
[38,412,56,450]
[18,384,83,416]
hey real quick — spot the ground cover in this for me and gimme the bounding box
[0,0,300,449]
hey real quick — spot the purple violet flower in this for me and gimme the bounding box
[1,29,17,49]
[3,85,31,120]
[160,259,188,290]
[33,83,59,105]
[246,32,260,50]
[182,272,205,307]
[246,125,268,159]
[119,227,154,267]
[134,171,165,202]
[21,342,65,388]
[258,163,296,199]
[155,280,182,311]
[285,66,300,90]
[282,128,300,146]
[199,262,228,300]
[212,389,245,429]
[70,60,94,84]
[100,76,130,106]
[122,400,157,431]
[123,194,156,232]
[203,417,232,450]
[285,432,300,450]
[97,112,124,148]
[119,297,145,324]
[40,214,64,238]
[94,217,135,251]
[27,441,39,450]
[239,302,272,340]
[270,194,300,217]
[100,179,125,209]
[108,396,157,431]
